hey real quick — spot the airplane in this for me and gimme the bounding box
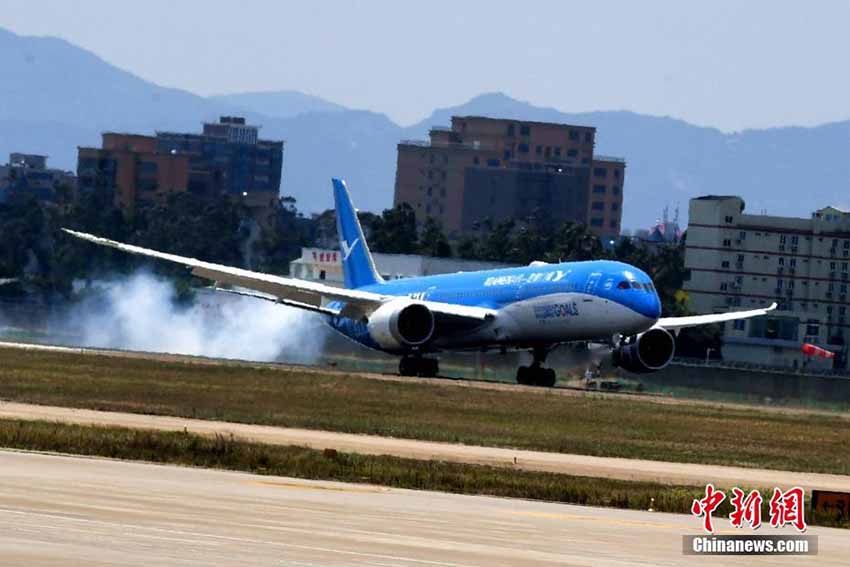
[63,178,776,387]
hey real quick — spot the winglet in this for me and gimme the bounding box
[332,178,383,289]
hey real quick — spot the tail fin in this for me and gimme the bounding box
[332,178,383,289]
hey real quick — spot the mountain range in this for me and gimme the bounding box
[2,26,849,229]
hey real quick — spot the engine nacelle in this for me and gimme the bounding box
[612,327,676,374]
[367,299,435,351]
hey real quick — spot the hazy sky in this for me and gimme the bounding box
[3,0,849,130]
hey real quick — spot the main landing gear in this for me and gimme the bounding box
[399,355,439,377]
[516,346,557,387]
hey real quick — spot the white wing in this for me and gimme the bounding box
[62,229,495,323]
[657,302,777,331]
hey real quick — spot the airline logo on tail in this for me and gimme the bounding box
[341,238,360,261]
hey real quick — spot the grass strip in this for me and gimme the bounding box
[1,347,849,476]
[0,418,845,529]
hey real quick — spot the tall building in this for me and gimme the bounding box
[156,117,283,228]
[0,153,76,203]
[394,116,625,239]
[77,134,190,211]
[77,118,284,227]
[684,196,849,370]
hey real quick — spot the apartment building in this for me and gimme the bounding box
[77,133,189,211]
[684,195,849,370]
[394,116,625,239]
[0,153,76,203]
[77,117,284,228]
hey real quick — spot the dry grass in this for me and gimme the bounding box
[0,418,844,528]
[1,347,849,475]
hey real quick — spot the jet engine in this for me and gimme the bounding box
[367,299,435,351]
[612,327,676,373]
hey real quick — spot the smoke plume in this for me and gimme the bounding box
[59,272,328,363]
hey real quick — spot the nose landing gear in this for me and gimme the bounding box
[516,346,557,387]
[399,355,439,377]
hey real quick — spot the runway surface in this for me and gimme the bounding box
[2,401,849,493]
[0,450,846,566]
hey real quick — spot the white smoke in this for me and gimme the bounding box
[60,272,328,363]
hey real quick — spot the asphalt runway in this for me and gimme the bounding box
[0,450,846,566]
[2,401,849,493]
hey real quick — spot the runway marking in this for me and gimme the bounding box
[0,506,479,567]
[247,479,389,494]
[505,509,705,532]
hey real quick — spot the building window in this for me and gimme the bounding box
[590,218,603,227]
[806,321,820,336]
[567,148,578,157]
[724,215,734,223]
[520,125,530,136]
[739,231,746,240]
[568,130,579,141]
[613,169,620,179]
[554,147,561,156]
[503,150,511,160]
[507,124,515,136]
[473,156,479,165]
[593,185,606,194]
[486,158,500,167]
[723,239,732,247]
[591,201,605,211]
[611,203,619,211]
[610,220,618,229]
[734,320,746,331]
[584,132,592,143]
[593,167,607,178]
[535,145,542,155]
[518,143,529,153]
[721,261,730,268]
[612,186,621,195]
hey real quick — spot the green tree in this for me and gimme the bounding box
[418,217,452,258]
[368,203,418,254]
[545,222,603,262]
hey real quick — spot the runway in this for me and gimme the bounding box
[0,450,846,566]
[2,401,849,493]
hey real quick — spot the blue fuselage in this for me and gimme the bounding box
[328,259,662,353]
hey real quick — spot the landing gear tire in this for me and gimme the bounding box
[516,346,557,387]
[515,365,557,387]
[539,368,556,388]
[516,366,532,385]
[399,356,439,378]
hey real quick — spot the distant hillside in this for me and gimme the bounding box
[2,27,849,229]
[210,91,347,119]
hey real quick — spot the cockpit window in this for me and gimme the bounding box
[617,280,630,289]
[631,281,642,289]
